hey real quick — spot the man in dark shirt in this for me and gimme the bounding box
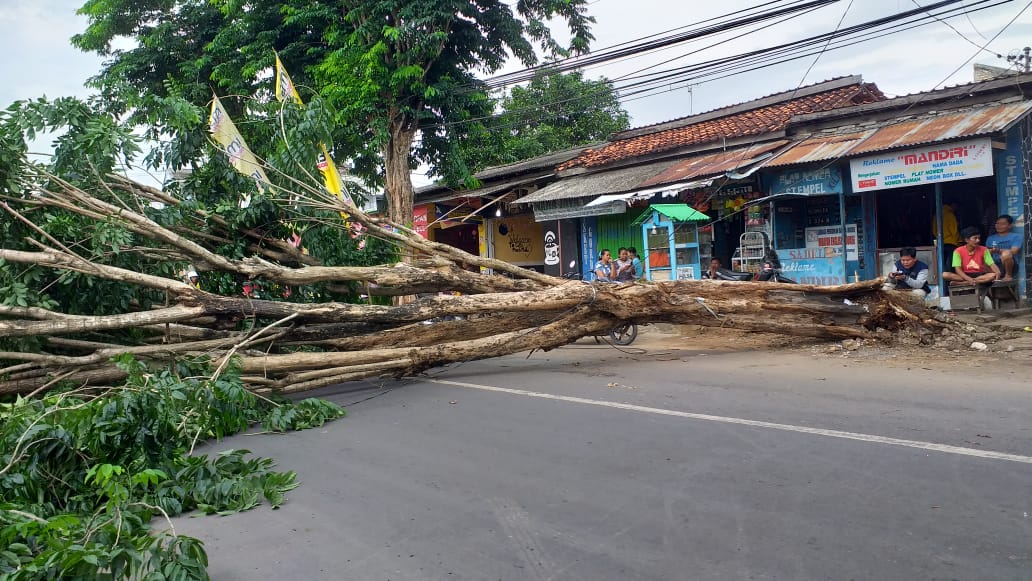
[881,246,930,297]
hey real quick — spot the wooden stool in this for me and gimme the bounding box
[982,280,1020,310]
[948,283,980,311]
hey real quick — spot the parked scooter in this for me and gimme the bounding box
[708,251,797,284]
[755,249,797,284]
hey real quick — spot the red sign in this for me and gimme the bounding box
[413,205,430,238]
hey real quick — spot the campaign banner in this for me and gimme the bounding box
[275,54,354,209]
[850,138,993,192]
[209,95,271,208]
[770,167,843,196]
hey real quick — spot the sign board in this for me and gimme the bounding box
[804,224,858,261]
[777,249,847,286]
[850,138,993,192]
[676,266,697,280]
[413,204,431,238]
[770,167,843,196]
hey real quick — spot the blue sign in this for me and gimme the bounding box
[579,216,598,280]
[996,130,1024,223]
[771,167,843,197]
[777,248,847,285]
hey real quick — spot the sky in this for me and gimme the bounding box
[1,0,1030,185]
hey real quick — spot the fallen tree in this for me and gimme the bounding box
[0,170,940,397]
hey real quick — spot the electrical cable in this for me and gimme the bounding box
[434,0,1003,132]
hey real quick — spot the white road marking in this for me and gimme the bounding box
[425,379,1032,465]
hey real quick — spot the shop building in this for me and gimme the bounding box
[762,72,1032,298]
[514,77,885,280]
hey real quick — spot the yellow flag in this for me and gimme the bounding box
[208,95,271,208]
[275,54,354,209]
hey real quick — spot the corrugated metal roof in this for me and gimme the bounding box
[638,141,788,187]
[418,176,539,203]
[764,131,873,167]
[513,160,675,204]
[768,101,1032,167]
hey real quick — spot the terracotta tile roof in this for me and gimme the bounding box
[560,81,884,170]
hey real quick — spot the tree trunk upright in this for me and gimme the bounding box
[383,111,417,229]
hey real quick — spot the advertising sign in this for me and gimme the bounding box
[850,138,993,192]
[777,248,847,286]
[770,167,843,196]
[805,224,858,261]
[413,205,430,238]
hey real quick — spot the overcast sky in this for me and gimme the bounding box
[1,0,1030,184]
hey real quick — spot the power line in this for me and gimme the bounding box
[483,0,843,88]
[434,0,1005,132]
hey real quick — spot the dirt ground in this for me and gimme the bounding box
[630,306,1032,370]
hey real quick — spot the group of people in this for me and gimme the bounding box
[884,213,1022,297]
[593,247,643,282]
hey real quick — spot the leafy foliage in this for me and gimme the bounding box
[455,70,631,175]
[0,355,346,579]
[72,0,597,222]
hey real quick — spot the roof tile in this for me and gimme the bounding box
[561,83,883,170]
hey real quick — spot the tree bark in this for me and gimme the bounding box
[383,111,417,227]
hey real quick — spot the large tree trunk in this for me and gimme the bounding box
[383,110,417,227]
[0,170,950,398]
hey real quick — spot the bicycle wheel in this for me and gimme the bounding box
[609,322,638,345]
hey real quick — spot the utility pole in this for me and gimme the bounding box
[1007,47,1031,73]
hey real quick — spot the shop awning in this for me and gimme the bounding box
[766,100,1032,167]
[418,176,539,203]
[513,159,676,204]
[636,141,788,189]
[631,204,710,225]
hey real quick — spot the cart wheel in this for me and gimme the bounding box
[609,323,638,346]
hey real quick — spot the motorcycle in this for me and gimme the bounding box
[563,266,639,346]
[709,251,797,284]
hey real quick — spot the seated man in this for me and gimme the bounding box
[703,257,722,279]
[942,226,1001,286]
[881,246,930,297]
[985,214,1022,281]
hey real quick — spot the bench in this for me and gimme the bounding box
[948,280,1020,312]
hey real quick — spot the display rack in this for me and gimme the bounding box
[731,231,769,273]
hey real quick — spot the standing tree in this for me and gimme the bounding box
[73,0,596,226]
[460,70,630,173]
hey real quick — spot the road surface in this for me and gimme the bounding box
[175,335,1032,580]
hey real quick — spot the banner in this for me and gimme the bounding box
[274,54,354,209]
[209,95,272,208]
[850,138,994,192]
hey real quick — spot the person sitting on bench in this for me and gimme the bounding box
[986,214,1021,282]
[942,227,1001,286]
[882,246,930,297]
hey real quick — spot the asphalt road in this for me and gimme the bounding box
[175,338,1032,580]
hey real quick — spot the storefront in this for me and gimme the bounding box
[849,137,1005,295]
[681,181,767,270]
[763,166,860,285]
[633,204,709,281]
[487,214,546,272]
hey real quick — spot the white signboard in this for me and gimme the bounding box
[676,266,697,280]
[805,224,858,261]
[850,138,994,192]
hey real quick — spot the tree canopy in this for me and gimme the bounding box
[73,0,596,225]
[459,70,630,173]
